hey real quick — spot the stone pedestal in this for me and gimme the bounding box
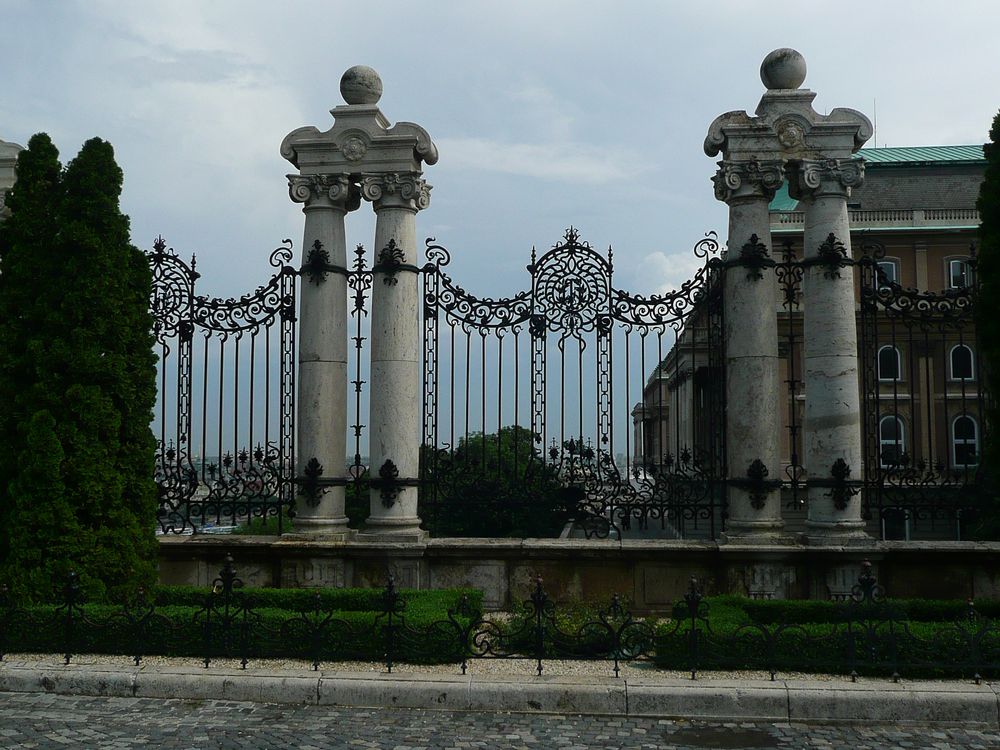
[713,160,785,541]
[791,159,869,545]
[288,175,357,537]
[358,174,430,541]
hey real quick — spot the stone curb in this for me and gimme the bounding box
[0,661,996,727]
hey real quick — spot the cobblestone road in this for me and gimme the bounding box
[1,693,998,749]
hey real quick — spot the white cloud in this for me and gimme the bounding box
[436,136,649,185]
[633,247,715,297]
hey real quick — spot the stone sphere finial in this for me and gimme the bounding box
[340,65,383,105]
[760,48,807,90]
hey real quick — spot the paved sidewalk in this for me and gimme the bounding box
[2,693,999,749]
[0,657,997,728]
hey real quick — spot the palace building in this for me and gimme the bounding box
[637,145,986,541]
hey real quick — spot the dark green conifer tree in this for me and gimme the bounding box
[975,111,1000,538]
[0,136,157,601]
[0,133,64,571]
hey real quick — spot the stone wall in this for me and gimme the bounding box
[158,536,1000,611]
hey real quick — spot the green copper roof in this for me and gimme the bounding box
[767,145,986,211]
[770,182,798,211]
[857,144,985,164]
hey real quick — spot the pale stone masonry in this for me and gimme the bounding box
[0,137,24,221]
[281,66,437,539]
[706,48,873,545]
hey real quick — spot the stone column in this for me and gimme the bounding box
[358,172,431,540]
[790,157,869,543]
[281,65,438,540]
[289,174,357,537]
[714,159,786,541]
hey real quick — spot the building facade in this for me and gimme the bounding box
[638,145,986,540]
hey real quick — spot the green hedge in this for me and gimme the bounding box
[1,587,483,665]
[151,585,482,617]
[654,597,1000,678]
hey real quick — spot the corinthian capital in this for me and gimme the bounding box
[713,158,784,204]
[360,172,431,212]
[788,158,865,201]
[286,173,360,210]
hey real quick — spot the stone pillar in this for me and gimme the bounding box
[790,158,869,543]
[0,137,24,221]
[288,174,357,536]
[706,48,872,547]
[281,65,437,539]
[714,159,786,541]
[358,172,431,541]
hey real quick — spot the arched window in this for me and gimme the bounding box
[952,415,979,467]
[876,259,899,289]
[878,345,901,381]
[949,344,975,381]
[949,258,974,289]
[879,415,906,468]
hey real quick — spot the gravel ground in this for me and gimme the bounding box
[0,653,853,681]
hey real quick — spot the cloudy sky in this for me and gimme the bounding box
[2,0,998,301]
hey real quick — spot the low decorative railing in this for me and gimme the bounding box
[1,561,997,681]
[774,209,980,227]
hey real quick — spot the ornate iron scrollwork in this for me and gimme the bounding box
[420,227,728,540]
[816,233,850,279]
[738,234,773,281]
[375,239,406,285]
[746,459,770,510]
[827,458,859,510]
[299,458,327,508]
[850,560,884,604]
[302,240,332,285]
[377,459,400,506]
[149,237,297,534]
[368,458,420,508]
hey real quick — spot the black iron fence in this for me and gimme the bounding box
[149,238,297,534]
[2,561,998,682]
[857,239,988,539]
[419,228,727,541]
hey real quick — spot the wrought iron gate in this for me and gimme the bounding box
[150,237,297,534]
[858,240,986,539]
[419,228,727,539]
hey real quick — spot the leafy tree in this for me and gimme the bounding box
[0,135,157,601]
[419,425,579,537]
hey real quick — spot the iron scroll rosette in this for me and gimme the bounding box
[373,239,421,285]
[809,233,851,279]
[731,234,774,281]
[806,458,861,511]
[727,459,782,510]
[369,459,421,508]
[301,239,350,284]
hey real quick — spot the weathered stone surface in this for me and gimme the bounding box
[318,672,469,710]
[627,678,787,720]
[787,679,998,726]
[467,675,626,715]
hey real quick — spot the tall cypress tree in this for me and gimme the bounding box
[0,136,157,601]
[0,133,65,572]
